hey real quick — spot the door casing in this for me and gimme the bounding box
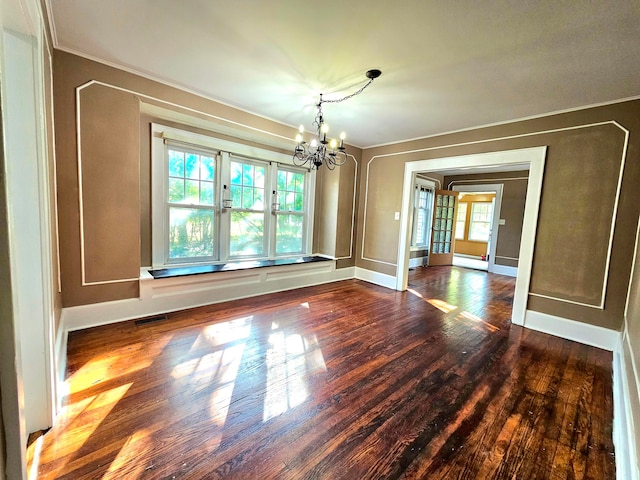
[396,146,547,326]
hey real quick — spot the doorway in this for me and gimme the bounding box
[396,147,547,326]
[451,184,503,273]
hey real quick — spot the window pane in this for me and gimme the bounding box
[231,185,242,207]
[242,187,253,209]
[230,211,264,256]
[243,163,254,186]
[231,160,265,212]
[277,171,286,190]
[169,148,216,207]
[200,156,214,181]
[185,154,199,179]
[200,181,214,205]
[278,169,305,213]
[168,150,184,177]
[255,166,265,188]
[254,188,264,209]
[231,162,242,185]
[185,180,199,204]
[276,214,303,254]
[168,178,185,203]
[169,207,214,259]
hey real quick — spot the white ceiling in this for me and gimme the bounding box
[48,0,640,148]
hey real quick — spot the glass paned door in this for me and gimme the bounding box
[429,190,458,266]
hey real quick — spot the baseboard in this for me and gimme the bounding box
[354,267,397,289]
[61,262,355,332]
[614,332,640,480]
[409,257,427,268]
[53,320,68,414]
[491,264,517,277]
[523,310,620,351]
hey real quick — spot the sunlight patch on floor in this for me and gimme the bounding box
[459,311,501,332]
[66,337,170,395]
[427,298,459,314]
[263,326,327,422]
[199,316,253,347]
[41,383,133,472]
[104,428,153,479]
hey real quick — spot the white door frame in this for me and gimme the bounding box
[451,183,503,273]
[396,147,547,326]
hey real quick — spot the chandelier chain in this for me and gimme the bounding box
[320,78,375,104]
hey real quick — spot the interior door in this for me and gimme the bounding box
[428,189,458,266]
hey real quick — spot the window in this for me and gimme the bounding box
[152,124,315,268]
[455,202,467,240]
[468,202,493,241]
[167,145,217,262]
[276,168,306,254]
[411,184,432,248]
[229,157,266,257]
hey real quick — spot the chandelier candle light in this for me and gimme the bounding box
[293,69,382,170]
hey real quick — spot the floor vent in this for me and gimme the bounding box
[135,314,168,326]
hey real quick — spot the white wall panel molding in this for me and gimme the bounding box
[334,155,358,261]
[75,81,358,285]
[362,121,628,276]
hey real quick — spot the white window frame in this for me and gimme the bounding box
[410,178,435,250]
[164,142,220,264]
[273,163,310,256]
[455,202,467,240]
[227,154,269,259]
[468,201,493,242]
[151,123,315,268]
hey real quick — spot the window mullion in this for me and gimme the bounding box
[219,152,230,262]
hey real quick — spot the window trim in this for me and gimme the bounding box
[455,201,467,240]
[410,178,435,251]
[151,123,315,268]
[273,163,310,256]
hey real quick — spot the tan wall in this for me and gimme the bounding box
[445,172,527,266]
[54,50,358,307]
[358,101,640,330]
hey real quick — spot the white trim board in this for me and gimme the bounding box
[523,310,620,352]
[354,267,397,290]
[614,332,640,480]
[492,264,518,277]
[61,262,354,332]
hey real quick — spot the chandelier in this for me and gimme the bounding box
[293,69,382,170]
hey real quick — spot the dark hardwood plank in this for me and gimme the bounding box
[35,266,615,479]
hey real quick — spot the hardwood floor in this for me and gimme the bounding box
[35,266,615,479]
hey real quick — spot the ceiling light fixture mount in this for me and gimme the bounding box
[293,69,382,170]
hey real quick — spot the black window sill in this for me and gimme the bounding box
[148,256,332,280]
